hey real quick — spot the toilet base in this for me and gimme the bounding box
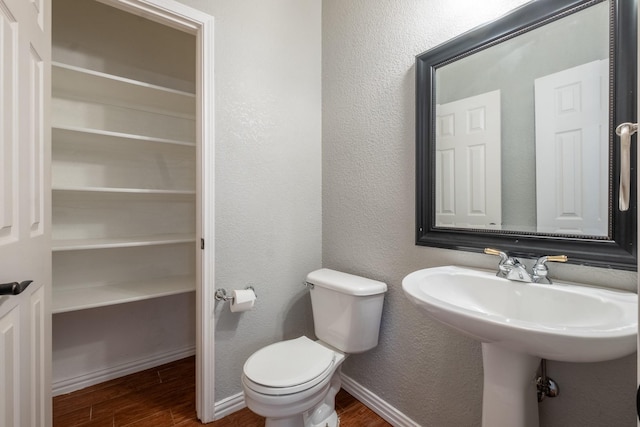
[306,411,339,427]
[305,366,342,427]
[263,411,338,427]
[264,415,305,427]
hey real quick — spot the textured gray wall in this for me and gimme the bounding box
[322,1,636,426]
[50,0,637,424]
[175,0,322,401]
[172,0,636,425]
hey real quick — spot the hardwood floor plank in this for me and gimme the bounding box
[120,410,174,427]
[53,405,91,427]
[53,357,392,426]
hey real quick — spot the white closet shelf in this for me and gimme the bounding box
[52,276,196,314]
[51,51,197,312]
[53,186,196,197]
[52,62,196,117]
[52,125,196,148]
[52,234,196,252]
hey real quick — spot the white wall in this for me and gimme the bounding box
[322,1,637,426]
[174,0,323,401]
[52,295,196,393]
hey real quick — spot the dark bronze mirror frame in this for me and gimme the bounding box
[416,0,637,270]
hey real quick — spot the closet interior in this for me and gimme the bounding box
[51,0,198,392]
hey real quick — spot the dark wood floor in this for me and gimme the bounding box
[53,356,392,426]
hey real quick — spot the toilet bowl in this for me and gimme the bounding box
[241,269,387,427]
[242,337,346,427]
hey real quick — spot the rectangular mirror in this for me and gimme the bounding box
[416,0,637,270]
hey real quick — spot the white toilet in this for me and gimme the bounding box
[241,268,387,427]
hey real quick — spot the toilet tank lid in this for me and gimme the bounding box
[306,268,387,296]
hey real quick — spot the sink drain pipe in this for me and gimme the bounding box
[536,359,559,402]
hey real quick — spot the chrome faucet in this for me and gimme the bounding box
[484,248,567,284]
[531,255,568,284]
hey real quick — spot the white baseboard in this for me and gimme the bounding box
[212,374,419,426]
[52,346,196,396]
[340,374,420,427]
[214,391,246,420]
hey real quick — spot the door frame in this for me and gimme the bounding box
[96,0,215,422]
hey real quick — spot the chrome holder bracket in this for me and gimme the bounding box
[214,286,256,302]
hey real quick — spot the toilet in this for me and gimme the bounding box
[241,268,387,427]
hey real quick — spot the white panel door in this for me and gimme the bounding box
[534,60,608,235]
[0,0,51,426]
[435,90,502,229]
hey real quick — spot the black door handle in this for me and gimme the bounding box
[0,280,33,295]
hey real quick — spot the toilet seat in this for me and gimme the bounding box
[243,336,336,395]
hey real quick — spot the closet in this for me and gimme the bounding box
[51,0,198,392]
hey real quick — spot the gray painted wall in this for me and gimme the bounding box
[322,1,636,426]
[50,0,637,424]
[174,0,323,401]
[154,0,634,425]
[51,0,322,401]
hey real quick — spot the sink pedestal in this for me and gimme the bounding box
[482,343,541,427]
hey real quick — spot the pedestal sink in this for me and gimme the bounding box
[402,266,637,427]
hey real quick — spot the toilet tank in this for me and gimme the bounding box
[306,269,387,353]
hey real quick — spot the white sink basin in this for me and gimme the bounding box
[403,265,637,427]
[402,265,637,362]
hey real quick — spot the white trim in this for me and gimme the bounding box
[91,0,216,422]
[52,346,196,396]
[196,9,217,424]
[95,0,208,33]
[213,376,420,426]
[340,374,421,427]
[214,392,246,421]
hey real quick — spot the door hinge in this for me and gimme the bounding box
[201,238,205,250]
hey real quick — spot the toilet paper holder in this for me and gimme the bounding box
[214,286,257,302]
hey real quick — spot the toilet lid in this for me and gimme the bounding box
[243,336,335,388]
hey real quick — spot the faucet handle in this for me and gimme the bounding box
[535,255,568,265]
[484,248,514,278]
[532,255,568,284]
[484,247,508,261]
